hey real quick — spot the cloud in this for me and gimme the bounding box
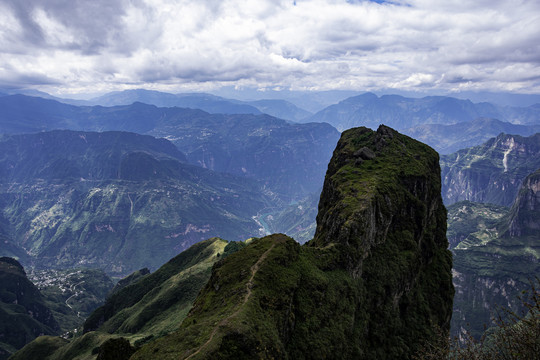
[0,0,539,95]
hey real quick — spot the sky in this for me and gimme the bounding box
[0,0,539,97]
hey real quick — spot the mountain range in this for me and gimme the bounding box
[3,89,313,123]
[441,132,540,206]
[12,125,454,360]
[306,92,540,131]
[450,168,540,339]
[0,88,538,358]
[0,95,339,200]
[403,117,540,154]
[0,130,273,276]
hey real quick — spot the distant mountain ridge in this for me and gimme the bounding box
[0,95,339,200]
[18,88,313,123]
[403,117,540,154]
[440,132,540,206]
[307,92,540,131]
[0,130,273,276]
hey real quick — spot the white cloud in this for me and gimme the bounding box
[0,0,539,95]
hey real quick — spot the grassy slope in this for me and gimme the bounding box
[9,238,232,360]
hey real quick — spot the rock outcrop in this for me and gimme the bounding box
[503,169,540,237]
[130,125,454,360]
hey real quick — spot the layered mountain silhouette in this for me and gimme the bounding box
[0,130,273,275]
[307,92,540,131]
[403,118,540,154]
[0,95,339,200]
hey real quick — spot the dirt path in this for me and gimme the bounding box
[185,243,276,359]
[65,281,85,316]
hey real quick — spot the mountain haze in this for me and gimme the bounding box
[0,130,271,276]
[0,95,339,200]
[308,93,540,131]
[403,117,540,154]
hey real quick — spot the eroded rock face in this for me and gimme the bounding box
[440,133,540,206]
[313,126,450,279]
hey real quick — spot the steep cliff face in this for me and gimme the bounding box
[503,169,540,237]
[441,133,540,206]
[312,126,449,278]
[0,257,59,359]
[450,169,540,339]
[131,126,453,360]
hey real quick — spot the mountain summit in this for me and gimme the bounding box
[130,125,454,359]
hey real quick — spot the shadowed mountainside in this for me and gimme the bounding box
[450,169,540,339]
[0,257,59,359]
[0,95,339,201]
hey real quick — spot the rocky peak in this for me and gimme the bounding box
[312,125,448,278]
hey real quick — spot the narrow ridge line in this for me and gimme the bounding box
[185,242,276,359]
